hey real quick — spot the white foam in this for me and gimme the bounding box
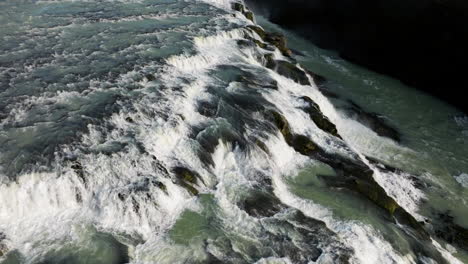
[270,163,415,264]
[455,173,468,188]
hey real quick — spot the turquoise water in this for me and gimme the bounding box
[0,1,467,263]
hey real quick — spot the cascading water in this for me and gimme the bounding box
[0,0,467,263]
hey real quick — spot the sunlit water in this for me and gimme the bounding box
[0,1,467,263]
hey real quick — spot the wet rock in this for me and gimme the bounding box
[267,110,319,155]
[145,74,155,82]
[265,59,311,86]
[304,69,327,86]
[263,53,276,69]
[433,211,468,251]
[247,25,267,40]
[267,110,293,144]
[291,135,319,156]
[239,75,278,90]
[264,33,292,57]
[75,188,82,203]
[354,179,400,215]
[70,161,87,186]
[172,167,202,196]
[244,11,254,22]
[197,101,218,117]
[252,39,267,49]
[254,138,270,155]
[346,101,400,142]
[299,96,341,138]
[246,26,292,57]
[241,190,286,217]
[365,156,427,189]
[232,2,244,12]
[0,233,7,258]
[262,211,352,264]
[155,181,167,194]
[231,2,255,22]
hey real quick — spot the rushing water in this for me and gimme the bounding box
[0,0,467,263]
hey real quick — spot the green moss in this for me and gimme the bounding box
[253,39,267,49]
[255,139,270,154]
[354,179,400,215]
[244,11,254,22]
[247,25,267,39]
[155,181,168,194]
[172,167,202,196]
[267,110,320,156]
[269,110,293,144]
[264,33,292,57]
[231,2,244,12]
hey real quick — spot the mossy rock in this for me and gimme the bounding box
[231,2,244,12]
[263,54,276,69]
[246,26,292,57]
[265,59,311,86]
[241,190,286,217]
[255,139,270,154]
[247,25,267,39]
[253,39,267,49]
[299,96,341,138]
[267,110,320,156]
[244,11,254,22]
[291,135,319,156]
[354,179,400,215]
[264,32,293,57]
[268,110,293,144]
[155,181,168,194]
[172,167,202,196]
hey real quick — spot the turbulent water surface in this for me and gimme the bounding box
[0,0,467,263]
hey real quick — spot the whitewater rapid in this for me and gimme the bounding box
[0,0,466,263]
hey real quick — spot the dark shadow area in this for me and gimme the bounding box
[245,0,468,113]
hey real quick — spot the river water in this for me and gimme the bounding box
[0,0,467,263]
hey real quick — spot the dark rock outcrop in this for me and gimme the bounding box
[299,96,341,138]
[247,25,293,57]
[433,212,468,251]
[172,167,203,195]
[345,101,401,142]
